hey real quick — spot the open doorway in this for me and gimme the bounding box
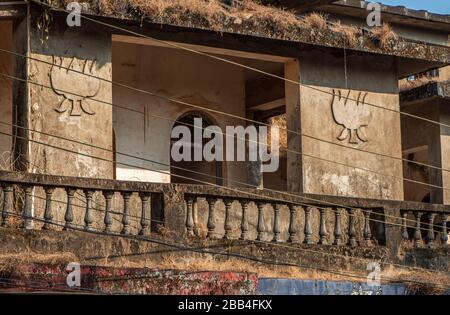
[402,146,431,202]
[170,113,223,185]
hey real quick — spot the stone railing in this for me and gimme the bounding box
[0,171,165,236]
[0,171,448,248]
[400,210,449,248]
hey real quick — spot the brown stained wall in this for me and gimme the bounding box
[0,21,13,170]
[27,15,113,179]
[298,50,404,200]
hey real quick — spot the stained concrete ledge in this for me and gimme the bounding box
[400,81,450,104]
[0,227,389,274]
[0,227,449,294]
[331,0,450,27]
[39,2,450,67]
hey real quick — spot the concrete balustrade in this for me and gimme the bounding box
[0,170,449,248]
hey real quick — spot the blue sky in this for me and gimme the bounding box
[379,1,450,14]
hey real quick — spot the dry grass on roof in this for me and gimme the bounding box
[330,21,361,47]
[50,0,398,49]
[303,12,327,30]
[368,23,398,49]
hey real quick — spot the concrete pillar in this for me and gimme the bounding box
[285,60,303,193]
[246,111,263,189]
[12,15,29,172]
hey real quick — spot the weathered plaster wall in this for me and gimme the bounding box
[299,51,404,200]
[0,21,13,170]
[112,41,247,186]
[28,15,113,179]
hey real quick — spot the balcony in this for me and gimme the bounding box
[0,170,448,249]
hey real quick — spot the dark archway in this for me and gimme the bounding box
[170,113,223,185]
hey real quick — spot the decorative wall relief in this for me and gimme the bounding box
[331,89,372,144]
[50,56,100,116]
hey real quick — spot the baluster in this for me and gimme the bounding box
[288,205,299,243]
[272,204,281,243]
[304,206,314,244]
[223,199,233,240]
[426,213,436,246]
[348,208,357,246]
[103,191,114,233]
[1,184,13,227]
[239,200,249,240]
[401,211,409,240]
[185,195,195,236]
[193,197,199,236]
[42,187,55,230]
[256,202,265,241]
[333,208,342,245]
[441,214,448,245]
[319,208,328,245]
[63,188,76,230]
[363,209,372,242]
[83,190,94,232]
[22,186,33,230]
[206,197,216,239]
[414,212,422,248]
[121,192,132,235]
[139,192,151,236]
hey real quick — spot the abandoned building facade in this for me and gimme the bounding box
[0,0,449,290]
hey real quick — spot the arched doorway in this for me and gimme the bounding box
[170,113,223,185]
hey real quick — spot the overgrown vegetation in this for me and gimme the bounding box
[48,0,398,50]
[368,23,398,49]
[302,12,327,30]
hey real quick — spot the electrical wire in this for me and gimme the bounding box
[0,127,446,238]
[30,0,450,133]
[0,67,446,194]
[0,1,446,270]
[0,0,442,290]
[1,47,448,177]
[21,158,165,227]
[3,175,446,276]
[0,68,448,230]
[3,210,449,291]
